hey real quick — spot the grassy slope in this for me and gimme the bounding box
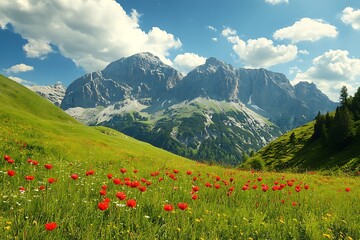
[1,75,359,239]
[253,120,360,173]
[0,74,203,170]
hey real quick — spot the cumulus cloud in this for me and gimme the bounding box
[293,50,360,101]
[223,29,297,68]
[173,53,206,75]
[341,7,360,30]
[273,18,338,43]
[221,27,237,37]
[211,38,218,42]
[265,0,289,5]
[0,0,181,72]
[6,63,34,74]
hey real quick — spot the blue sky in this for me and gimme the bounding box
[1,0,360,101]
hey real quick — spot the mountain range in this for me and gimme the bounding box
[33,52,337,164]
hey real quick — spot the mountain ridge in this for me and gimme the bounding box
[37,52,337,164]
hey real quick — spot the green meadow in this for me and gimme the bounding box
[1,75,359,239]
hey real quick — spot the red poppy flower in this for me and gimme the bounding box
[4,155,11,161]
[146,181,152,186]
[192,194,198,200]
[138,186,147,192]
[116,191,127,200]
[192,186,199,192]
[101,185,107,190]
[113,178,122,185]
[214,184,221,189]
[173,169,179,174]
[86,170,95,176]
[70,174,78,180]
[126,199,137,208]
[304,185,310,190]
[32,160,39,165]
[107,173,113,179]
[252,185,258,189]
[19,187,25,192]
[133,169,138,173]
[141,178,147,183]
[169,173,175,179]
[99,190,107,196]
[48,178,56,184]
[242,185,249,191]
[120,168,127,174]
[151,171,159,177]
[292,201,297,207]
[281,199,285,204]
[178,202,188,210]
[7,170,16,177]
[229,177,234,182]
[27,158,33,163]
[7,159,15,164]
[158,177,163,182]
[44,164,53,170]
[45,222,57,231]
[186,171,192,175]
[257,177,262,182]
[287,181,293,187]
[163,204,174,211]
[25,175,35,181]
[262,185,269,192]
[98,201,109,211]
[345,187,351,192]
[130,181,140,188]
[272,185,280,191]
[205,182,212,187]
[39,185,46,191]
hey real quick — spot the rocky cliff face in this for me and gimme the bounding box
[28,83,66,107]
[58,52,337,164]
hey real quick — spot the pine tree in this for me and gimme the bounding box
[340,86,349,107]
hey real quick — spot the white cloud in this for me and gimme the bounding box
[6,63,34,73]
[265,0,289,5]
[211,38,218,42]
[207,26,217,32]
[23,39,53,59]
[173,53,206,75]
[341,7,360,30]
[8,76,33,85]
[293,50,360,101]
[273,18,338,43]
[221,27,237,37]
[224,34,297,68]
[0,0,182,72]
[299,50,309,55]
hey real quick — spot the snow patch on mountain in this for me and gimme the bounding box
[28,83,66,107]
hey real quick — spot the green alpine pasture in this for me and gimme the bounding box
[1,75,359,239]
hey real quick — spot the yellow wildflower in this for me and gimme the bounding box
[323,233,332,239]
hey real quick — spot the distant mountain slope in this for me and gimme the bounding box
[28,83,66,106]
[248,118,360,173]
[58,52,337,164]
[0,74,194,169]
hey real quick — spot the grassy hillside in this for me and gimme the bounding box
[245,119,360,174]
[1,75,359,239]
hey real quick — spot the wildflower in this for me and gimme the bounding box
[345,188,351,192]
[262,185,269,192]
[32,160,39,165]
[4,155,11,161]
[45,222,57,231]
[126,199,137,208]
[48,178,56,184]
[292,201,297,207]
[164,204,174,211]
[304,185,310,190]
[214,184,221,189]
[86,170,95,176]
[7,159,15,164]
[44,164,53,170]
[130,181,140,188]
[98,201,109,211]
[99,190,107,196]
[252,185,258,189]
[70,174,78,180]
[19,186,25,192]
[138,186,147,192]
[173,169,179,174]
[120,168,127,174]
[116,192,127,200]
[257,177,262,182]
[186,171,192,175]
[113,178,122,185]
[192,186,199,192]
[107,173,113,179]
[39,185,46,191]
[178,202,188,210]
[7,170,16,177]
[101,185,107,190]
[25,175,35,181]
[133,169,138,173]
[192,194,198,200]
